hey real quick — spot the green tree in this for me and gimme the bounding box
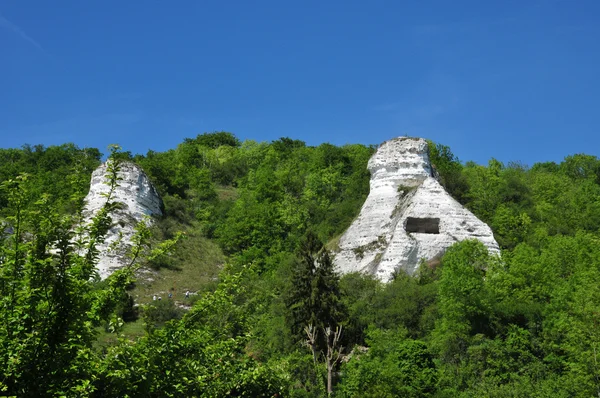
[337,328,437,397]
[427,141,469,203]
[0,144,101,214]
[185,131,241,149]
[97,269,287,397]
[0,147,144,396]
[283,232,347,395]
[432,240,493,364]
[286,232,346,347]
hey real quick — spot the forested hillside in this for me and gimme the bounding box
[2,132,600,397]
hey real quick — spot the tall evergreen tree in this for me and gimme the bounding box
[285,231,346,350]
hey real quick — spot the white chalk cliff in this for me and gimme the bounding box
[334,137,499,282]
[82,161,163,279]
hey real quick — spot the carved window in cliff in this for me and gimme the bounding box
[405,217,440,234]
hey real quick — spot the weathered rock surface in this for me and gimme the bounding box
[82,161,163,279]
[334,137,499,282]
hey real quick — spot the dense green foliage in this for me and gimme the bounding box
[0,149,139,395]
[2,133,600,396]
[0,143,101,214]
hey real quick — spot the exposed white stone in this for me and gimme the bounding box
[82,161,163,279]
[334,137,499,282]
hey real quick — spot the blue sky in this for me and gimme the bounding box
[1,0,599,165]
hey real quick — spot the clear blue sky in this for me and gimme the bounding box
[1,0,599,165]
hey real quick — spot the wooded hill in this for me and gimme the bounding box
[1,132,600,397]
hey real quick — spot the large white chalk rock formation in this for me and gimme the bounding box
[334,137,499,282]
[82,161,163,279]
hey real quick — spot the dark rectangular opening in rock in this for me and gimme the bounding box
[405,217,440,234]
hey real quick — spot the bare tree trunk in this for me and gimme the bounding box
[304,324,319,368]
[324,325,343,396]
[305,324,344,395]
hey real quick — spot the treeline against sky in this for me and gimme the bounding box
[1,133,600,396]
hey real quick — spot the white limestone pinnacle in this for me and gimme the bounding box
[334,137,499,282]
[82,161,163,279]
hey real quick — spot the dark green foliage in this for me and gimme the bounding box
[271,137,306,153]
[115,292,138,323]
[135,149,192,197]
[338,273,380,346]
[560,153,600,181]
[339,269,439,348]
[375,271,438,337]
[432,240,492,363]
[427,141,469,203]
[204,139,373,262]
[285,232,346,349]
[185,131,241,149]
[0,143,101,214]
[338,328,437,397]
[143,299,184,329]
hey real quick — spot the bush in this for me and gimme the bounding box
[143,299,184,330]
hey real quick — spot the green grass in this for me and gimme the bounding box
[94,230,225,347]
[94,319,146,350]
[216,185,238,201]
[131,229,226,306]
[326,233,344,252]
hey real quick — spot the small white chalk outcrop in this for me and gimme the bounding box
[334,137,499,282]
[82,161,163,279]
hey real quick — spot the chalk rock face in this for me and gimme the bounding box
[83,161,163,279]
[334,137,499,282]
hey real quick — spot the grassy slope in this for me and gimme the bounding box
[132,231,226,305]
[95,231,226,347]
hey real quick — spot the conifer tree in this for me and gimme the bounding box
[286,231,346,350]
